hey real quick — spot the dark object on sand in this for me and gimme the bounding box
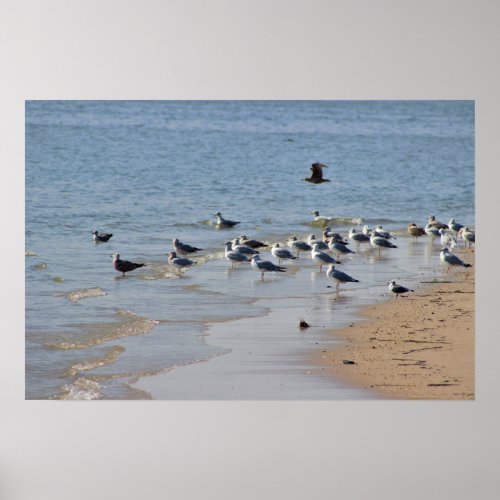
[299,318,310,329]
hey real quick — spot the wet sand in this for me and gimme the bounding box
[310,250,475,400]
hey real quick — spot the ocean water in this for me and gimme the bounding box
[25,100,475,399]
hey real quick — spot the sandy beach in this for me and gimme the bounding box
[310,250,475,400]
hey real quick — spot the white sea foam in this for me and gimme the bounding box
[64,287,107,303]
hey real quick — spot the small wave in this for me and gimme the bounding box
[58,377,102,400]
[51,276,65,283]
[47,309,159,350]
[33,262,48,270]
[25,249,37,257]
[63,287,107,303]
[66,346,125,376]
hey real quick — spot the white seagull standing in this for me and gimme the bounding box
[271,243,297,265]
[250,255,286,280]
[373,225,396,240]
[461,227,475,248]
[388,280,414,299]
[440,247,472,272]
[326,264,359,292]
[448,218,464,236]
[222,241,250,267]
[311,243,340,271]
[167,251,196,272]
[439,228,457,250]
[328,239,355,257]
[348,228,371,248]
[288,236,313,257]
[425,223,441,242]
[231,238,259,255]
[370,233,397,258]
[307,234,329,251]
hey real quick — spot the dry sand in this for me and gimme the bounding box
[311,250,475,400]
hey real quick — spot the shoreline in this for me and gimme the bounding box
[309,250,475,400]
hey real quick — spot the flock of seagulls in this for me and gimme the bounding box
[94,210,474,300]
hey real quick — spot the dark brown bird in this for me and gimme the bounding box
[303,163,331,184]
[112,253,145,276]
[407,223,426,240]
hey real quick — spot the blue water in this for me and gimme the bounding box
[25,100,475,399]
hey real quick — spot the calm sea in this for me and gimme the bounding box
[25,100,475,399]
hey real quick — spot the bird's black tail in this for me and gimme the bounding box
[464,263,472,267]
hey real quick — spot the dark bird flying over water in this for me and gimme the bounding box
[303,163,331,184]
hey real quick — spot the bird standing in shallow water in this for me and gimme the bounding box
[326,264,359,292]
[167,251,196,272]
[112,253,145,276]
[370,233,397,258]
[271,243,297,265]
[407,223,426,241]
[250,255,286,280]
[388,280,414,299]
[303,163,331,184]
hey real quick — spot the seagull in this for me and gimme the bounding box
[303,163,331,184]
[461,227,475,247]
[328,239,355,256]
[323,228,349,245]
[407,223,426,240]
[173,238,202,256]
[311,210,334,223]
[362,225,373,237]
[439,228,457,249]
[288,236,313,257]
[250,255,286,280]
[214,211,240,228]
[167,251,196,271]
[238,235,266,248]
[231,238,259,255]
[92,230,113,243]
[311,243,340,271]
[448,218,464,235]
[348,228,371,248]
[326,264,359,292]
[111,253,145,276]
[425,223,441,241]
[373,225,396,240]
[440,247,472,272]
[427,215,448,230]
[370,233,397,258]
[222,241,250,267]
[388,280,414,299]
[271,243,298,264]
[307,234,329,251]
